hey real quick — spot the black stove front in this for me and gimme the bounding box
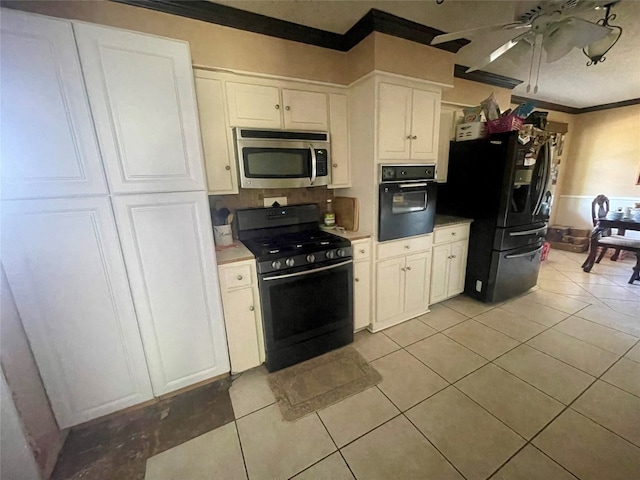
[236,204,354,372]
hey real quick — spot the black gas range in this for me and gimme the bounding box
[236,204,354,372]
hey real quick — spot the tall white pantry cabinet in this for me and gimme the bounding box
[0,10,229,428]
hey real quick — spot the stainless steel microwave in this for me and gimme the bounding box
[234,128,331,189]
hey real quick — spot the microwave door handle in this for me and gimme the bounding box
[309,144,317,185]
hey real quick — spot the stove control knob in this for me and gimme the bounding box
[271,260,282,270]
[336,248,346,257]
[306,254,315,263]
[326,250,336,259]
[285,258,295,267]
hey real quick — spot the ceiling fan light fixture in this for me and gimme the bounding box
[583,2,622,65]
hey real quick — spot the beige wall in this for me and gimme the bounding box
[560,104,640,197]
[551,104,640,228]
[5,1,456,87]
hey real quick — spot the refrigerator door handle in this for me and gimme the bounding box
[505,245,544,259]
[509,226,547,237]
[533,142,551,215]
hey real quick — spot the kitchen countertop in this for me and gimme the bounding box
[214,242,254,265]
[321,226,372,241]
[434,214,473,228]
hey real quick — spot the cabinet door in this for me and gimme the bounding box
[353,260,371,330]
[226,82,282,128]
[111,192,230,395]
[378,83,412,160]
[410,89,440,161]
[282,89,328,130]
[447,240,468,296]
[430,244,451,304]
[376,257,405,323]
[222,287,261,373]
[194,73,238,194]
[1,197,153,428]
[0,10,107,199]
[74,23,206,194]
[404,251,431,313]
[328,93,350,188]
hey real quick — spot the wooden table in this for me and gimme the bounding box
[581,219,640,283]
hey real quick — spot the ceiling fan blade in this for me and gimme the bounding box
[465,32,532,72]
[431,22,530,45]
[543,17,612,63]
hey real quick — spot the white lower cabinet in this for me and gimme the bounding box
[111,191,230,396]
[1,197,153,428]
[218,260,265,373]
[430,223,470,304]
[352,239,372,331]
[374,235,432,331]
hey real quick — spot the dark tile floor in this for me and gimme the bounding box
[51,377,234,480]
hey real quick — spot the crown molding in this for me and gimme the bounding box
[454,65,522,90]
[111,1,469,53]
[512,95,640,115]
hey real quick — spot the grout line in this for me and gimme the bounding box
[233,419,250,480]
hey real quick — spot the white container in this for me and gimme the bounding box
[213,224,233,246]
[456,122,487,142]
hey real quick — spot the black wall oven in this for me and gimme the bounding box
[378,164,437,242]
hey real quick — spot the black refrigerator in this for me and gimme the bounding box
[437,131,551,303]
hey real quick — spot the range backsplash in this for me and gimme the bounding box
[209,187,334,230]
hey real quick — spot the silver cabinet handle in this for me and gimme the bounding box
[406,266,412,271]
[225,165,231,171]
[451,255,456,259]
[285,106,290,111]
[401,267,406,271]
[406,135,412,139]
[236,275,243,280]
[412,135,417,140]
[355,278,359,282]
[249,306,254,311]
[333,163,338,168]
[404,245,410,249]
[275,104,280,109]
[360,249,366,254]
[452,232,457,236]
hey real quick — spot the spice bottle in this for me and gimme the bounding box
[324,199,335,227]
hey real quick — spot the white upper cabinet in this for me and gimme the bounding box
[194,71,238,194]
[0,9,107,199]
[328,93,350,188]
[226,82,282,129]
[437,105,464,182]
[226,82,328,131]
[281,89,328,130]
[111,191,230,395]
[1,197,153,427]
[378,82,440,162]
[73,22,206,194]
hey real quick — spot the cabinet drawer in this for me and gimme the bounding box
[377,235,432,260]
[352,240,371,260]
[222,264,254,289]
[434,224,469,244]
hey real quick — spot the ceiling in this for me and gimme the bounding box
[213,0,640,108]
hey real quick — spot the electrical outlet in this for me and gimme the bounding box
[263,196,288,207]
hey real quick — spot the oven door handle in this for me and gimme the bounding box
[309,144,317,185]
[504,245,543,259]
[263,260,352,281]
[509,226,547,237]
[398,182,428,188]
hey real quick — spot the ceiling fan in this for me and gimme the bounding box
[431,0,620,78]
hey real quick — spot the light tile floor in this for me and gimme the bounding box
[145,249,640,480]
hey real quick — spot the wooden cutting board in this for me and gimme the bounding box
[334,196,359,231]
